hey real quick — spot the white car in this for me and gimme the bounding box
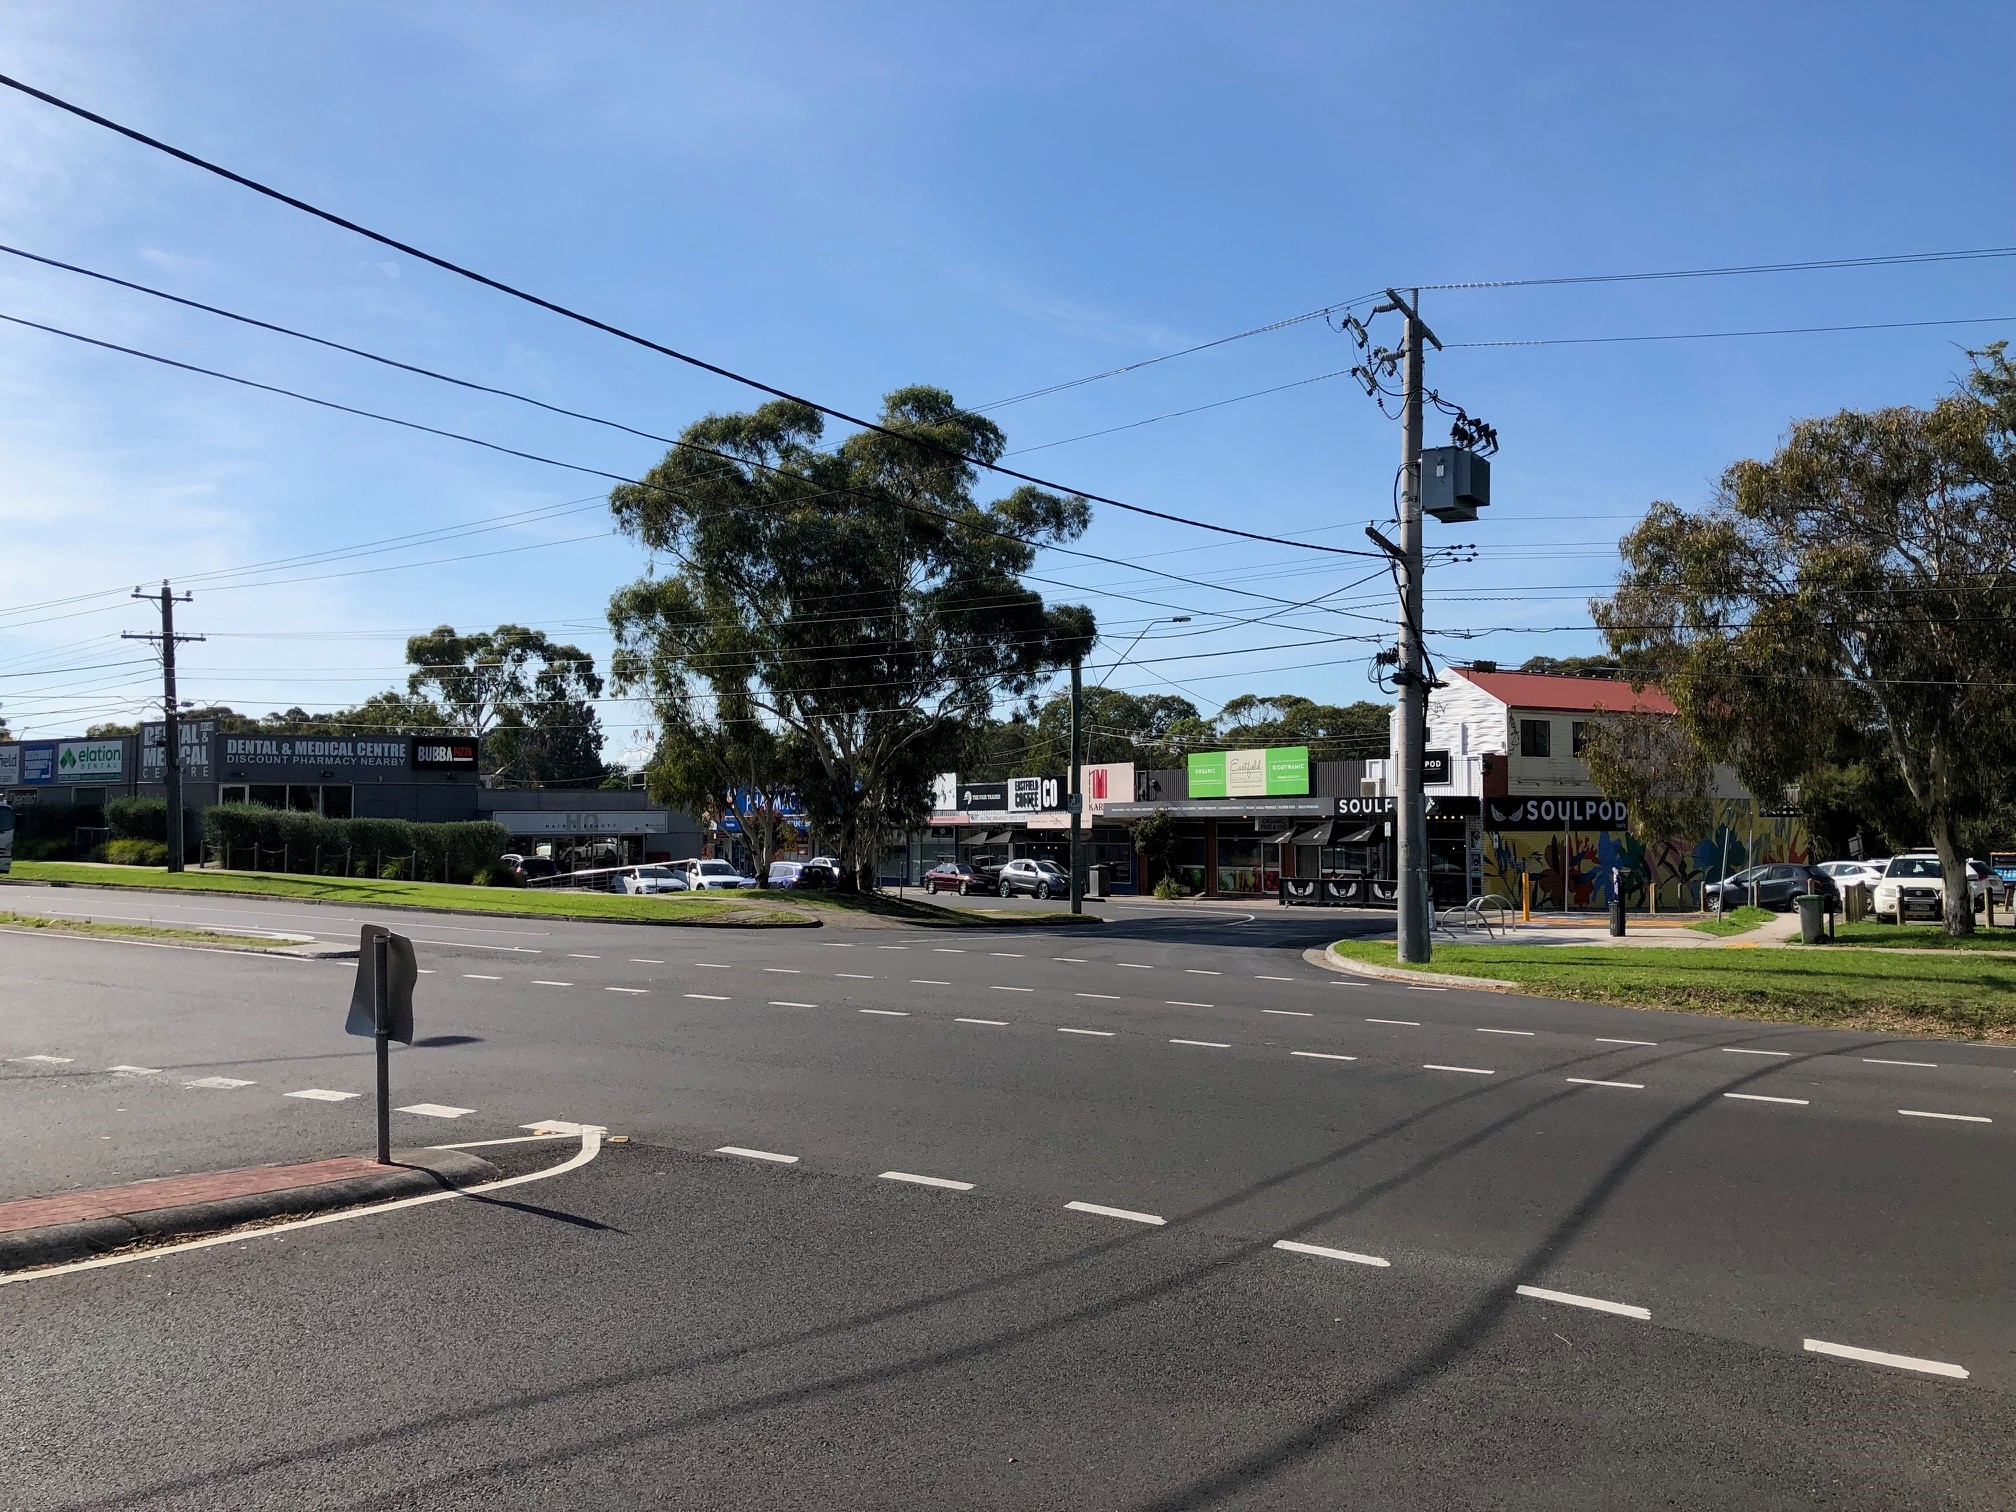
[609,864,686,895]
[676,858,760,891]
[1870,853,1989,923]
[1815,860,1886,889]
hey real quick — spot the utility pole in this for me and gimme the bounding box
[123,582,203,872]
[1379,289,1440,965]
[1068,654,1083,915]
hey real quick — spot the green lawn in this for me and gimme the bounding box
[0,907,285,950]
[1330,939,2016,1040]
[5,862,1100,929]
[1823,921,2016,952]
[1686,905,1775,937]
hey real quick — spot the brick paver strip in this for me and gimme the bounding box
[0,1156,387,1234]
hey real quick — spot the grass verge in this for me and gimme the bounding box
[1330,939,2016,1040]
[1821,921,2016,952]
[0,908,286,950]
[1686,905,1775,937]
[764,888,1100,926]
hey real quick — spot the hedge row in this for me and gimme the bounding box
[107,796,201,848]
[201,804,510,884]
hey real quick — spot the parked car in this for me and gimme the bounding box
[994,857,1068,899]
[500,853,559,884]
[1701,863,1836,912]
[674,858,761,891]
[1870,852,1990,923]
[1815,859,1886,890]
[766,859,836,890]
[922,860,997,895]
[609,864,686,895]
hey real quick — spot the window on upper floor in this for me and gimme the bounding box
[1571,720,1590,755]
[1519,719,1552,758]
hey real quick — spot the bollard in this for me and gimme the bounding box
[1609,866,1626,936]
[1520,872,1533,923]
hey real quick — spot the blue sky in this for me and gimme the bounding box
[1,2,2011,758]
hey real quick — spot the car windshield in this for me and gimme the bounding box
[1717,867,1761,884]
[698,861,739,876]
[1885,857,1942,879]
[635,867,672,878]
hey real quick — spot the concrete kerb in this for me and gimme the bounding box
[1303,943,1519,993]
[0,1148,500,1274]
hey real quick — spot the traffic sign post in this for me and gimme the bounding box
[346,924,418,1164]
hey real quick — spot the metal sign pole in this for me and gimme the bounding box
[373,932,391,1165]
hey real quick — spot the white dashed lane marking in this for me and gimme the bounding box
[608,987,651,995]
[695,962,731,969]
[769,1000,818,1008]
[955,1017,1008,1026]
[1424,1064,1494,1076]
[1066,1200,1164,1226]
[1263,1009,1311,1017]
[1898,1109,1991,1123]
[630,958,663,964]
[1477,1028,1534,1037]
[681,992,726,1000]
[1406,986,1449,993]
[860,1009,909,1017]
[1058,1027,1115,1037]
[1167,1000,1214,1008]
[1803,1339,1968,1379]
[1052,957,1087,963]
[1256,975,1293,982]
[1274,1239,1388,1268]
[1367,1018,1419,1027]
[991,952,1024,959]
[1118,963,1153,970]
[109,1065,159,1076]
[396,1103,474,1118]
[1292,1051,1358,1062]
[286,1088,358,1102]
[1169,1039,1230,1049]
[533,980,572,987]
[911,979,952,986]
[763,968,799,974]
[1863,1058,1936,1068]
[991,986,1034,993]
[836,973,875,980]
[1722,1047,1791,1057]
[1596,1038,1657,1046]
[185,1076,254,1090]
[933,948,965,954]
[879,1171,974,1191]
[716,1146,797,1164]
[1725,1093,1808,1106]
[1077,992,1119,1001]
[462,974,502,981]
[566,954,600,960]
[1185,969,1220,976]
[1566,1078,1644,1090]
[15,1055,73,1064]
[1516,1285,1650,1321]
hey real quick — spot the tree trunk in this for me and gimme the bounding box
[1927,808,1976,938]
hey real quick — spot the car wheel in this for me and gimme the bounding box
[1000,880,1013,897]
[1034,882,1050,900]
[958,882,969,895]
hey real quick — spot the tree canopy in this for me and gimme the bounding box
[1592,346,2016,934]
[607,386,1095,886]
[406,624,607,786]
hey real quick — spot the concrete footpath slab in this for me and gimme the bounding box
[0,1148,498,1273]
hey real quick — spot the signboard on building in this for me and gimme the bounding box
[223,736,409,771]
[0,745,18,786]
[141,720,216,781]
[1007,776,1042,813]
[956,779,1008,814]
[19,743,55,785]
[1423,749,1451,786]
[1078,762,1135,815]
[411,738,479,772]
[1485,796,1630,829]
[931,773,958,814]
[493,811,672,836]
[1186,745,1310,799]
[56,739,124,783]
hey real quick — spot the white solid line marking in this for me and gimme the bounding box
[769,1000,818,1008]
[1077,992,1120,1000]
[879,1171,975,1191]
[461,973,502,980]
[1185,969,1221,976]
[285,1088,359,1102]
[955,1017,1008,1026]
[860,1008,909,1016]
[911,979,952,986]
[1292,1051,1358,1061]
[1722,1047,1791,1057]
[1263,1009,1313,1017]
[991,952,1024,958]
[763,968,800,974]
[17,1054,74,1064]
[1864,1058,1937,1068]
[1167,1000,1215,1008]
[1169,1038,1230,1048]
[1273,1239,1388,1268]
[516,1120,607,1136]
[1256,975,1293,981]
[109,1065,159,1075]
[1118,963,1153,970]
[442,1132,574,1148]
[1516,1284,1650,1321]
[532,979,573,987]
[1066,1200,1164,1226]
[397,1103,475,1118]
[1596,1037,1658,1046]
[567,953,601,959]
[1424,1064,1494,1076]
[991,985,1033,993]
[1724,1092,1809,1105]
[1802,1338,1968,1379]
[1058,1027,1115,1037]
[1367,1018,1420,1026]
[836,973,875,979]
[1898,1109,1991,1123]
[1477,1028,1534,1036]
[185,1076,254,1089]
[716,1146,798,1164]
[1566,1077,1645,1090]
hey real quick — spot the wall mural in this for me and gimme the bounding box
[1479,801,1811,910]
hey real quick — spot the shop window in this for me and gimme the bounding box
[321,785,353,819]
[1519,719,1552,758]
[220,784,248,805]
[249,784,288,810]
[287,785,321,812]
[1216,831,1266,895]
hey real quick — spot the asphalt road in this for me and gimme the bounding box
[1,881,2010,1508]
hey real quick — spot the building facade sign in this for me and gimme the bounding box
[411,738,479,772]
[56,739,124,783]
[0,745,18,785]
[222,735,410,771]
[141,720,217,780]
[494,810,672,836]
[19,743,55,784]
[931,773,958,814]
[1485,795,1630,829]
[1078,762,1135,815]
[1187,745,1310,799]
[1423,748,1452,786]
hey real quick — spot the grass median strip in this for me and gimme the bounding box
[0,909,292,950]
[1331,940,2016,1041]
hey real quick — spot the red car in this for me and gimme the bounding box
[923,861,996,896]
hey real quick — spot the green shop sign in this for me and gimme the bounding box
[1186,745,1310,799]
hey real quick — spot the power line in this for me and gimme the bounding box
[1424,244,2016,293]
[0,75,1377,562]
[1449,314,2016,349]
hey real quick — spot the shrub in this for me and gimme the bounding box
[104,837,169,866]
[199,804,508,884]
[1152,875,1187,901]
[473,865,524,888]
[107,797,168,842]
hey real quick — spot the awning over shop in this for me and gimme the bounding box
[967,830,1012,846]
[1291,820,1336,847]
[1288,820,1379,847]
[1261,827,1299,846]
[1337,823,1379,844]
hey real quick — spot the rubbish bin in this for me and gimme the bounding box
[1795,893,1827,944]
[1086,864,1109,900]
